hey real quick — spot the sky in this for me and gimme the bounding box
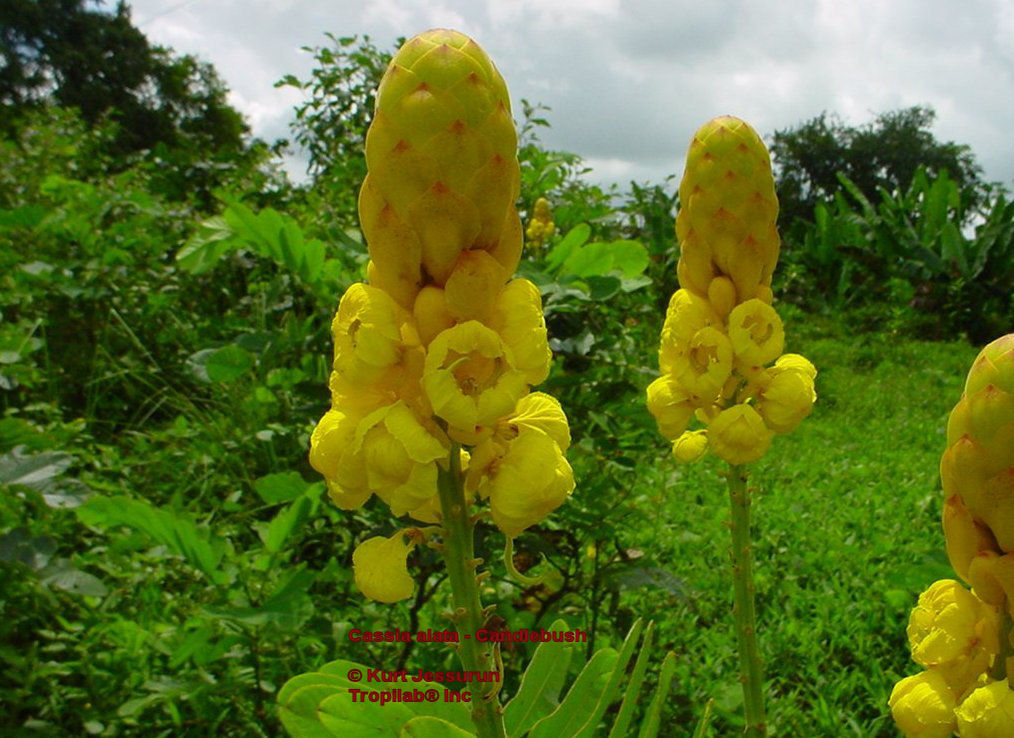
[127,0,1014,192]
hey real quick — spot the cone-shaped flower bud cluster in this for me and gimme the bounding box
[525,197,556,248]
[891,334,1014,737]
[647,116,816,465]
[309,30,573,603]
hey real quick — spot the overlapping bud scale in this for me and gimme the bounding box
[648,116,816,465]
[310,30,572,603]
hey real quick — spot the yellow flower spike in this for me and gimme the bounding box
[645,375,696,440]
[422,321,528,438]
[727,299,785,369]
[412,285,456,346]
[355,402,447,516]
[331,283,406,386]
[352,531,416,603]
[672,430,709,463]
[955,681,1014,737]
[755,363,816,433]
[907,579,999,667]
[486,428,574,537]
[444,249,507,321]
[309,409,371,509]
[888,669,957,738]
[707,403,773,465]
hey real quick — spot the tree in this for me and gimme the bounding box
[770,106,984,228]
[1,0,247,158]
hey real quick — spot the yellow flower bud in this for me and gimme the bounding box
[487,278,552,385]
[486,428,574,536]
[955,681,1014,737]
[309,408,371,509]
[353,531,416,603]
[331,283,406,386]
[645,375,695,440]
[413,285,456,346]
[672,430,708,463]
[707,403,773,465]
[888,669,956,738]
[707,276,737,318]
[727,299,785,368]
[907,579,999,667]
[444,249,508,321]
[755,363,816,433]
[965,334,1014,397]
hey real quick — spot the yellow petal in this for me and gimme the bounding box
[727,299,785,368]
[487,429,573,536]
[352,532,415,603]
[707,403,773,465]
[955,681,1014,738]
[888,670,956,738]
[672,430,708,463]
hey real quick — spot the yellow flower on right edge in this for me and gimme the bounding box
[891,334,1014,737]
[647,116,816,465]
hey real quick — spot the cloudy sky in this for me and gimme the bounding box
[128,0,1014,191]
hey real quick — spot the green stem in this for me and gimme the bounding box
[436,444,507,738]
[727,464,766,737]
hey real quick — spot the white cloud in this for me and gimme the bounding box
[126,0,1014,191]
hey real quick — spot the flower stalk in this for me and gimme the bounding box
[726,465,766,737]
[436,444,507,738]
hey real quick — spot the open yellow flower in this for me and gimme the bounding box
[353,531,416,603]
[669,326,733,404]
[658,289,722,374]
[355,402,447,516]
[422,321,528,439]
[727,299,784,368]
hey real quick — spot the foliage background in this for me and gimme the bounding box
[1,4,1011,736]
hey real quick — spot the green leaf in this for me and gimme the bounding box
[637,651,677,738]
[545,223,591,272]
[266,496,314,553]
[255,471,312,504]
[76,496,229,585]
[0,448,73,488]
[606,622,654,738]
[175,216,235,274]
[607,240,649,277]
[503,619,576,736]
[561,241,614,278]
[207,566,315,630]
[571,619,645,738]
[400,716,475,737]
[527,647,618,738]
[205,344,255,383]
[41,562,108,597]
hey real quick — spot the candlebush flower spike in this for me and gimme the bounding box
[891,333,1014,736]
[308,28,573,609]
[648,116,816,466]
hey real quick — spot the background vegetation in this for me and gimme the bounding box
[1,3,1011,736]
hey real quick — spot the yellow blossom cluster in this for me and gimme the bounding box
[647,116,816,465]
[891,334,1014,736]
[525,197,556,248]
[308,30,573,603]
